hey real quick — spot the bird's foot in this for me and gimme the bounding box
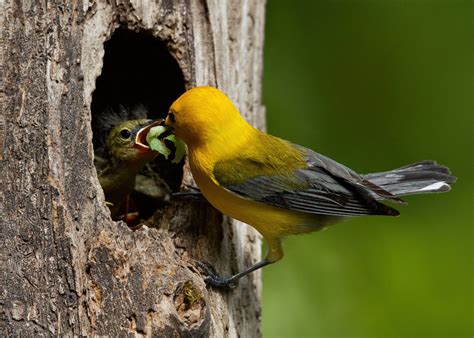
[172,191,206,201]
[193,260,237,290]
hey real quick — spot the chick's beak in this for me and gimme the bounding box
[134,119,165,151]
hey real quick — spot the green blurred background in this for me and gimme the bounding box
[262,1,473,337]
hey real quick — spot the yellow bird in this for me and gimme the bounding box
[164,86,455,288]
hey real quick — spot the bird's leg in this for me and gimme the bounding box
[194,260,271,289]
[195,238,283,289]
[172,191,205,200]
[172,185,204,200]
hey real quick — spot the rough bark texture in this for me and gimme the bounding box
[1,0,266,336]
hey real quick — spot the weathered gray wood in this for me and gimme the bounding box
[1,0,266,336]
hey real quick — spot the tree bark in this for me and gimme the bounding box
[1,0,266,336]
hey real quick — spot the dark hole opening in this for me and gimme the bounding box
[91,28,186,223]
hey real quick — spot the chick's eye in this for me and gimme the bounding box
[120,129,131,139]
[168,112,176,123]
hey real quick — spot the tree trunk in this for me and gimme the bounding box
[1,1,266,336]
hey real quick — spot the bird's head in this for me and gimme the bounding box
[164,86,249,146]
[106,119,163,163]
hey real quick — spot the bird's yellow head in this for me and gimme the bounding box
[165,86,249,146]
[106,119,161,163]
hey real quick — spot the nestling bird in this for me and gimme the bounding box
[163,86,456,288]
[94,116,163,219]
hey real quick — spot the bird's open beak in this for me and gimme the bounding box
[134,119,165,151]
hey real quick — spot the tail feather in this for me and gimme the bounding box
[363,161,456,197]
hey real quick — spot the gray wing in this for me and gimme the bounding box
[213,145,403,217]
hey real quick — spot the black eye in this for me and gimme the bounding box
[120,129,131,139]
[169,112,176,123]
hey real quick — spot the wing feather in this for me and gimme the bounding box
[213,144,401,217]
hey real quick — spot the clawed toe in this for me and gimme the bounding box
[193,260,238,290]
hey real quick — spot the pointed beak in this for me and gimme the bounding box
[157,125,174,140]
[158,114,175,140]
[134,119,165,151]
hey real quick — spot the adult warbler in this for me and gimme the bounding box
[163,86,456,288]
